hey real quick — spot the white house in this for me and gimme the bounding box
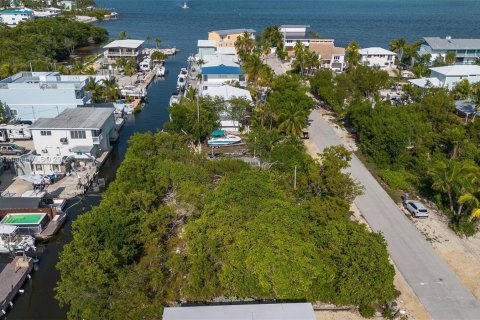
[0,72,93,121]
[360,47,396,69]
[103,39,145,64]
[0,9,34,27]
[202,85,252,132]
[418,37,480,64]
[280,25,312,52]
[28,108,116,174]
[408,65,480,89]
[201,54,245,87]
[309,39,346,72]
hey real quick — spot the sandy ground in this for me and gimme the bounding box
[399,203,480,300]
[305,135,431,320]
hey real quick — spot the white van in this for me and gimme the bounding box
[0,124,32,141]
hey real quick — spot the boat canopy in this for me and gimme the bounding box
[211,130,225,137]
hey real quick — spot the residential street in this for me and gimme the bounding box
[308,110,480,319]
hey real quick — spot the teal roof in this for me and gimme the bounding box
[0,9,33,15]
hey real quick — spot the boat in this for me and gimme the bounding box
[177,74,187,89]
[156,65,166,77]
[0,225,36,254]
[207,130,242,146]
[139,58,153,72]
[182,1,189,9]
[169,91,181,106]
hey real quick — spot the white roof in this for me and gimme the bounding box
[202,85,252,101]
[216,47,237,55]
[163,303,316,320]
[361,47,396,55]
[408,77,442,88]
[198,40,216,47]
[103,39,144,49]
[203,54,238,68]
[430,64,480,76]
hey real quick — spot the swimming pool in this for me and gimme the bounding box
[1,213,46,225]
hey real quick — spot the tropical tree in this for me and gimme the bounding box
[124,59,137,76]
[185,86,197,102]
[389,38,407,64]
[0,63,17,78]
[234,31,255,59]
[101,78,120,102]
[242,53,263,86]
[71,60,85,74]
[445,51,457,65]
[85,76,103,102]
[154,38,162,49]
[145,35,151,47]
[115,57,127,71]
[150,51,166,61]
[345,41,361,69]
[277,103,307,137]
[118,31,128,40]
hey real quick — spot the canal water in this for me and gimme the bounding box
[7,0,480,318]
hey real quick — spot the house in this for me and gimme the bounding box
[32,7,62,18]
[163,303,316,320]
[28,108,116,174]
[0,72,93,121]
[103,39,145,64]
[408,65,480,89]
[197,40,217,59]
[0,9,34,27]
[59,0,76,11]
[201,85,252,132]
[360,47,396,69]
[280,25,312,52]
[208,28,255,48]
[418,37,480,64]
[309,39,346,72]
[201,54,245,87]
[429,65,480,89]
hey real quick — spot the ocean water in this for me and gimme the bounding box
[7,1,480,319]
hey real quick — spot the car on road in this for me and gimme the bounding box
[0,143,27,156]
[404,200,428,218]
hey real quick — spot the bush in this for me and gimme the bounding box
[451,216,476,237]
[379,169,413,190]
[359,304,376,318]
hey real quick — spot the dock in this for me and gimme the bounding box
[0,256,33,316]
[37,212,67,240]
[117,68,157,99]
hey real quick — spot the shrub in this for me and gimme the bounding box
[359,304,376,318]
[451,216,476,237]
[379,169,413,190]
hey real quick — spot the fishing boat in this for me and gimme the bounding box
[156,65,166,76]
[207,130,242,146]
[182,1,189,9]
[0,225,36,254]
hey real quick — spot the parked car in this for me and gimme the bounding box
[404,200,428,218]
[0,143,27,156]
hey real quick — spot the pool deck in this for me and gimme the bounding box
[0,256,33,315]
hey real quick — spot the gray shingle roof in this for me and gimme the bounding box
[424,37,480,50]
[30,108,114,130]
[210,28,255,36]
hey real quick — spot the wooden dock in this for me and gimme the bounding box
[0,256,33,316]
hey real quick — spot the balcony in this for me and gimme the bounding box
[92,134,103,144]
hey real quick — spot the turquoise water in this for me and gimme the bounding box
[7,1,480,319]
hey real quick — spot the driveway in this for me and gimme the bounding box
[308,110,480,319]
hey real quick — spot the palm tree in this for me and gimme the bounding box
[345,41,361,69]
[84,66,96,75]
[389,38,407,64]
[71,60,85,74]
[124,59,137,76]
[115,57,127,72]
[234,32,255,58]
[145,35,151,47]
[242,54,263,86]
[445,51,457,65]
[118,31,128,40]
[185,87,197,102]
[428,159,478,212]
[85,76,103,102]
[0,63,17,78]
[277,103,307,137]
[101,78,120,102]
[154,38,162,49]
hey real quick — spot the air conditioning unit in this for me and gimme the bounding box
[60,137,68,144]
[42,148,48,153]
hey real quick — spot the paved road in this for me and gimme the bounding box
[308,111,480,320]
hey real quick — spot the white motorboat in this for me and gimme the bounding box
[207,135,242,146]
[182,1,189,9]
[156,65,166,77]
[0,225,36,254]
[169,92,181,106]
[139,58,153,72]
[177,75,187,89]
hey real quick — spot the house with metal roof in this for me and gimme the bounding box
[360,47,397,69]
[208,28,255,49]
[0,9,33,27]
[28,108,116,174]
[418,37,480,64]
[163,303,316,320]
[408,65,480,89]
[0,72,93,121]
[103,39,145,64]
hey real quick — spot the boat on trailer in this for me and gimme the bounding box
[207,130,242,146]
